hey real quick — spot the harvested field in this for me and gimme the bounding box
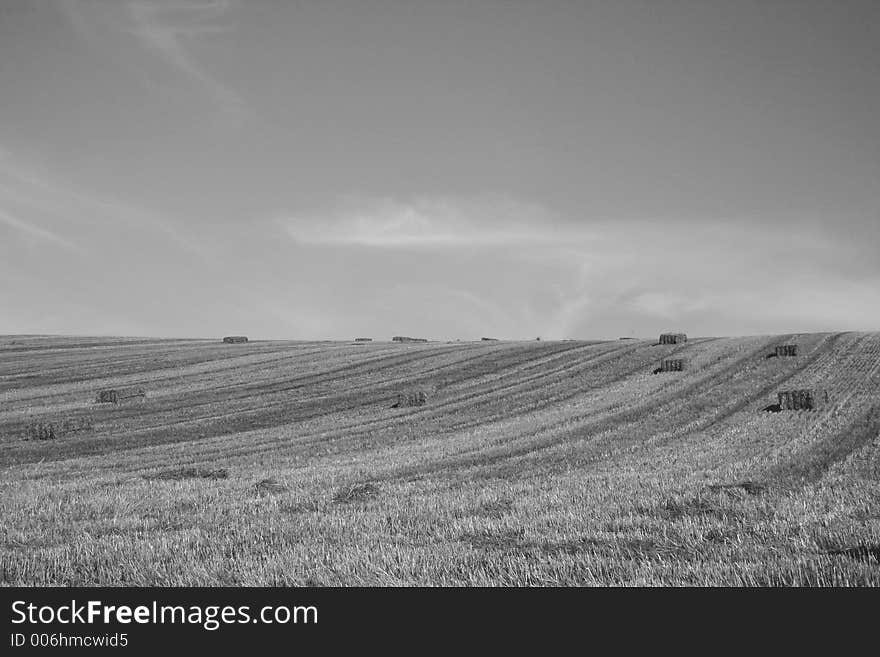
[1,331,879,585]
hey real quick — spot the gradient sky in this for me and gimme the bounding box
[1,0,878,340]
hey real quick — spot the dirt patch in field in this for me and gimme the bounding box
[459,530,692,560]
[460,527,525,550]
[539,536,691,560]
[823,544,880,563]
[473,498,514,519]
[638,496,739,522]
[332,482,380,504]
[1,534,57,552]
[147,467,229,481]
[707,480,766,496]
[280,499,322,514]
[253,477,288,494]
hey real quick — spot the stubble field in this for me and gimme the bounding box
[1,332,879,585]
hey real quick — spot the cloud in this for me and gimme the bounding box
[127,0,245,119]
[627,292,712,320]
[277,195,880,336]
[0,149,210,259]
[60,0,245,120]
[279,196,577,248]
[0,208,80,252]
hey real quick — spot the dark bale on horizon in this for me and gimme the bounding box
[392,336,428,343]
[659,333,687,345]
[222,336,248,344]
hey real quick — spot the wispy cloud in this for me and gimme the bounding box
[0,208,80,252]
[278,196,575,248]
[60,0,245,120]
[627,292,713,320]
[127,0,245,119]
[0,149,209,259]
[276,195,880,337]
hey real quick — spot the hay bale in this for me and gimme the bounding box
[658,358,686,372]
[354,337,373,342]
[777,389,829,411]
[392,390,428,408]
[659,333,688,345]
[775,344,799,357]
[24,422,57,441]
[95,389,117,404]
[392,336,428,343]
[23,416,94,440]
[95,387,145,404]
[222,335,248,343]
[60,417,94,434]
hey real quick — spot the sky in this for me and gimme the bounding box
[0,0,878,340]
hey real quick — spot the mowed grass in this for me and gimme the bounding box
[1,332,879,586]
